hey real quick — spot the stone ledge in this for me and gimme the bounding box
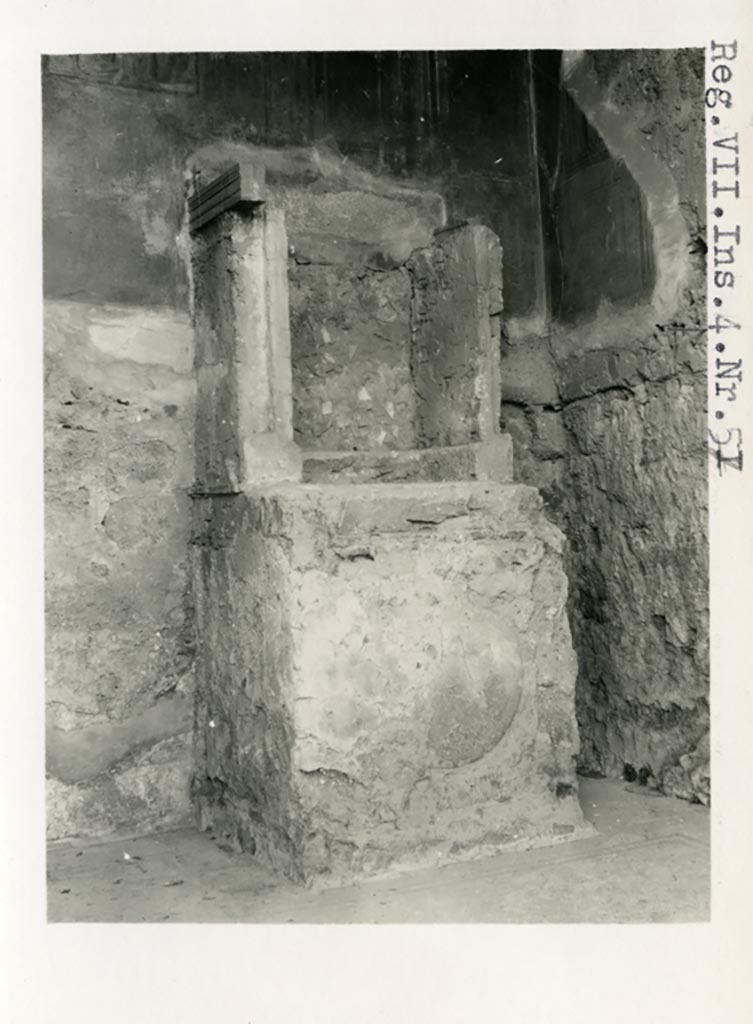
[191,480,553,550]
[301,438,513,485]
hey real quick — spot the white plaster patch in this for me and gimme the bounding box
[88,306,193,374]
[116,178,174,257]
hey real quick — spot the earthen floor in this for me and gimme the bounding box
[47,777,709,924]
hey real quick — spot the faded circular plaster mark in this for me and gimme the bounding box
[427,644,523,768]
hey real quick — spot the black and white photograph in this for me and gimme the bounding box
[43,46,710,923]
[2,2,752,1022]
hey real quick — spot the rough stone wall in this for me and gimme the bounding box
[561,357,708,793]
[191,483,585,885]
[501,50,709,803]
[45,301,196,839]
[284,182,443,451]
[408,225,503,448]
[43,61,203,840]
[290,263,415,451]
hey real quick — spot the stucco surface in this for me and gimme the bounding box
[191,483,585,885]
[45,300,196,839]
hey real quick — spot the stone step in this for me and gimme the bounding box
[301,436,513,485]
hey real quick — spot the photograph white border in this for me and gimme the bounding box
[1,2,752,1021]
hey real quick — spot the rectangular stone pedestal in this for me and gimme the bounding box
[191,481,585,886]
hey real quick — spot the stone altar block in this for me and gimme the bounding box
[192,482,583,883]
[188,170,585,886]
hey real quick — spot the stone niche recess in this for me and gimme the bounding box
[188,151,586,886]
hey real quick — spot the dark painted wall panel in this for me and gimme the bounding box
[532,51,654,321]
[43,51,544,317]
[557,160,654,319]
